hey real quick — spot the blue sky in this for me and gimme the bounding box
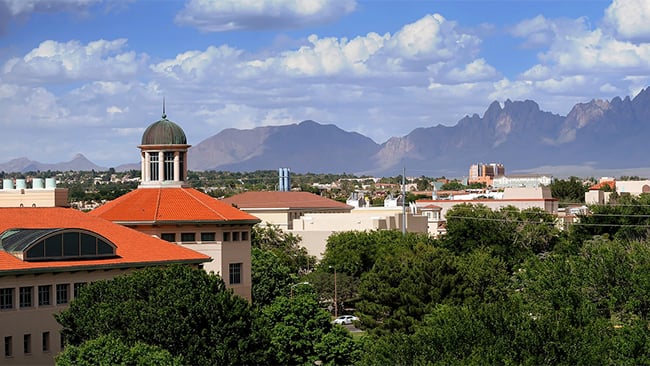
[0,0,648,167]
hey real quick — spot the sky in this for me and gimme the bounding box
[1,0,649,168]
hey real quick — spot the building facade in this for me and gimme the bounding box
[468,163,505,186]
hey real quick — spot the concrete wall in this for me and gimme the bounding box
[0,269,137,365]
[0,189,69,208]
[616,180,650,195]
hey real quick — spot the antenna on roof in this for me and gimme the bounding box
[162,96,167,119]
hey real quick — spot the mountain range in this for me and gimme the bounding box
[3,88,650,178]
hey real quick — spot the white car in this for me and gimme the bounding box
[332,315,359,325]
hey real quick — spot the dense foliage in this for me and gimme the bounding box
[56,265,255,366]
[550,176,589,204]
[56,196,650,365]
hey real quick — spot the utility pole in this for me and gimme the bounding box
[402,166,406,235]
[334,267,338,317]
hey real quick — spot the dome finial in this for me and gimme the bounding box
[162,96,167,119]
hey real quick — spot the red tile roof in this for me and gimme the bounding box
[0,207,209,273]
[221,191,353,210]
[90,187,260,223]
[589,181,615,191]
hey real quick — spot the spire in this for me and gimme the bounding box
[162,96,167,119]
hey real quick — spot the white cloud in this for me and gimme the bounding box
[154,13,487,85]
[1,0,100,17]
[175,0,357,32]
[604,0,650,42]
[2,39,145,83]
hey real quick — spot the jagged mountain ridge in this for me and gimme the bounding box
[2,88,650,177]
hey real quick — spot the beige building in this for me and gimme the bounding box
[415,187,559,235]
[585,179,650,205]
[0,186,209,365]
[221,191,353,230]
[291,207,428,258]
[91,111,260,300]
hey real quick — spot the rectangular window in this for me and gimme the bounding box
[23,334,31,355]
[73,283,86,298]
[223,232,230,242]
[232,232,240,241]
[161,233,176,242]
[42,332,49,353]
[56,284,69,305]
[200,232,216,242]
[164,152,175,181]
[179,152,185,181]
[229,263,242,285]
[149,153,159,181]
[241,231,249,241]
[180,232,196,242]
[0,288,14,310]
[38,285,51,306]
[19,287,32,308]
[4,336,12,358]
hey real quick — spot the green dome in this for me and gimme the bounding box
[141,114,187,145]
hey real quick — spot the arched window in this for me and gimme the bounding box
[1,229,117,261]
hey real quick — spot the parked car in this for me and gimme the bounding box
[332,315,359,325]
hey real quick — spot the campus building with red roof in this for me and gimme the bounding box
[0,191,210,364]
[90,110,260,300]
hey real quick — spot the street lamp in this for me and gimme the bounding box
[329,266,337,317]
[290,281,310,299]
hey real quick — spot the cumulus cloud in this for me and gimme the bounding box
[604,0,650,42]
[2,39,146,83]
[175,0,357,32]
[154,13,488,86]
[509,8,650,104]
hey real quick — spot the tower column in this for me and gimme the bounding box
[174,151,180,182]
[141,151,146,182]
[158,151,164,182]
[144,152,150,182]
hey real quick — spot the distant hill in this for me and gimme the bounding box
[3,88,650,177]
[0,153,105,173]
[188,120,380,173]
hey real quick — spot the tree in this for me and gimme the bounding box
[55,334,181,366]
[251,247,295,308]
[257,292,361,365]
[571,193,650,245]
[252,224,316,274]
[440,181,464,191]
[356,243,460,334]
[550,176,588,204]
[56,265,257,366]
